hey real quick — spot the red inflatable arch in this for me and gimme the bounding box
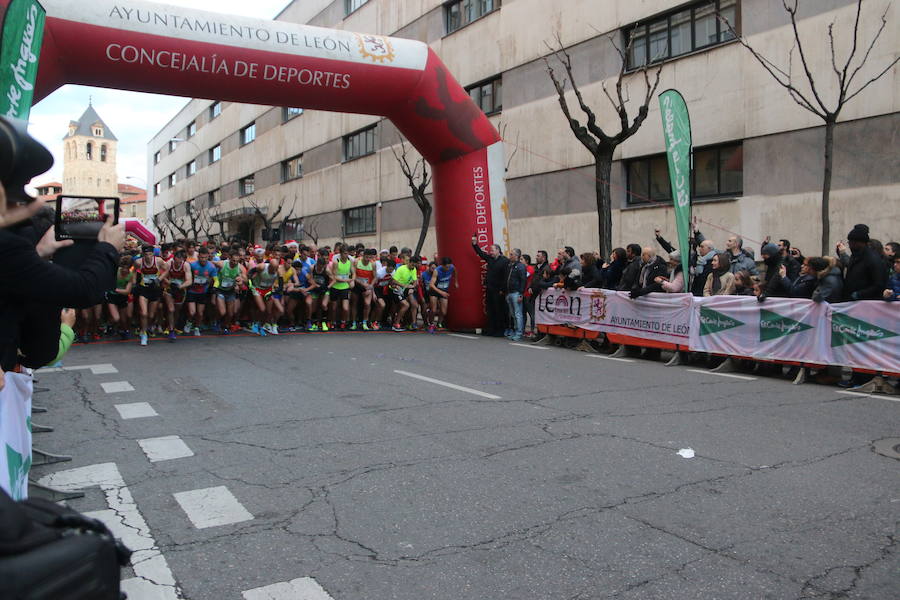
[23,0,508,330]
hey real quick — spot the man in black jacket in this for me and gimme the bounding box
[616,243,643,292]
[505,249,527,341]
[843,225,887,300]
[629,247,668,299]
[471,236,509,336]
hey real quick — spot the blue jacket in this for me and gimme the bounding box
[886,272,900,302]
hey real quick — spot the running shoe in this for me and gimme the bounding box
[168,331,176,342]
[321,322,329,332]
[230,324,241,332]
[371,321,380,331]
[309,324,319,332]
[250,322,261,335]
[183,321,193,334]
[258,326,267,337]
[193,328,201,337]
[268,323,280,335]
[139,332,148,346]
[91,333,101,341]
[222,328,230,335]
[119,330,128,340]
[510,335,522,342]
[428,324,436,334]
[362,321,370,331]
[392,324,405,332]
[350,322,357,331]
[340,321,347,331]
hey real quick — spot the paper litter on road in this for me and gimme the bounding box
[677,448,695,459]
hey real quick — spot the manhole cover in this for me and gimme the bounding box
[872,438,900,460]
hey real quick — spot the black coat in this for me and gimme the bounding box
[843,246,887,300]
[617,257,640,291]
[0,228,118,371]
[602,258,626,289]
[472,242,510,291]
[787,273,816,299]
[630,257,669,298]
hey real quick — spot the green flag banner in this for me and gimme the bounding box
[698,306,744,337]
[0,0,46,120]
[658,89,692,291]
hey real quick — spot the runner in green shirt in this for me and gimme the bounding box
[391,255,420,332]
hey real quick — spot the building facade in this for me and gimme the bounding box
[63,104,119,198]
[149,0,899,256]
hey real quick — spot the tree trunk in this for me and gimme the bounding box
[595,150,614,259]
[413,193,432,259]
[821,116,836,256]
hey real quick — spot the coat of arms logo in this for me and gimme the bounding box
[354,33,395,63]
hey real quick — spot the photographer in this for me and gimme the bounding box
[0,117,124,385]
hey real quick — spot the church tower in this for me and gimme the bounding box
[62,102,118,197]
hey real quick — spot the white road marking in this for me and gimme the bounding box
[837,390,900,402]
[686,368,757,381]
[37,463,181,599]
[242,577,335,600]
[174,486,254,529]
[509,342,549,350]
[101,380,135,393]
[393,370,502,400]
[38,363,118,374]
[138,435,194,462]
[587,355,636,363]
[448,333,479,340]
[115,402,159,419]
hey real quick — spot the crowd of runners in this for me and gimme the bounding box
[83,240,458,346]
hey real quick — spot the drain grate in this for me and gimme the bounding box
[872,438,900,460]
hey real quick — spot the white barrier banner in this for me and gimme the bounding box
[828,301,900,374]
[0,371,33,500]
[689,296,831,364]
[536,289,693,345]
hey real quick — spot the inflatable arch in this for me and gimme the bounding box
[24,0,508,330]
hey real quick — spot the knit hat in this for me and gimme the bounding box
[760,243,778,257]
[847,225,870,243]
[668,249,680,262]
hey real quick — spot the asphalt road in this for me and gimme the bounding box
[30,330,899,599]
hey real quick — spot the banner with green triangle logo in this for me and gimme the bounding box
[759,308,813,342]
[699,306,744,336]
[831,311,898,347]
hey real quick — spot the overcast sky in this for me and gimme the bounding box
[28,0,290,190]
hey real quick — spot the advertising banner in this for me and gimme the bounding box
[0,0,45,119]
[0,371,33,500]
[536,289,693,346]
[658,89,692,289]
[828,301,900,373]
[689,296,830,364]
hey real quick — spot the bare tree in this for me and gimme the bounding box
[164,205,189,240]
[302,216,321,245]
[498,121,520,174]
[544,33,662,258]
[390,138,432,258]
[245,195,297,243]
[721,0,899,254]
[184,199,209,241]
[151,213,167,244]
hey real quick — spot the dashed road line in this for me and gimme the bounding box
[686,368,757,381]
[587,355,636,363]
[101,380,135,393]
[115,402,159,419]
[38,363,118,374]
[836,390,900,402]
[510,342,550,350]
[242,577,335,600]
[37,463,181,599]
[394,369,502,400]
[138,435,195,462]
[447,333,479,340]
[174,486,254,529]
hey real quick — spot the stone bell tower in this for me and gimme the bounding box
[61,101,118,197]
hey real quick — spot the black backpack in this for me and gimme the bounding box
[0,489,132,599]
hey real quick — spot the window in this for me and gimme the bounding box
[239,175,255,196]
[445,0,497,34]
[625,142,742,205]
[154,182,161,195]
[209,101,222,119]
[208,188,220,209]
[343,205,376,235]
[85,142,93,160]
[343,125,376,161]
[282,107,303,122]
[154,150,161,164]
[168,172,177,187]
[240,122,256,145]
[93,127,103,136]
[100,144,107,162]
[209,144,221,163]
[281,154,302,182]
[626,0,738,69]
[186,160,197,177]
[344,0,368,15]
[168,139,177,152]
[187,121,197,137]
[466,76,502,115]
